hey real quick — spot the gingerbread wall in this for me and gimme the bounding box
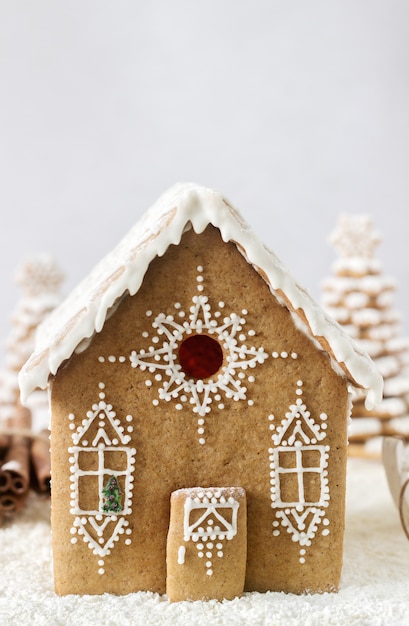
[50,226,349,596]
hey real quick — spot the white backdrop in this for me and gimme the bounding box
[1,1,408,360]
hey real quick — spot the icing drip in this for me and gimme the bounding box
[19,183,383,415]
[177,545,186,565]
[268,381,330,563]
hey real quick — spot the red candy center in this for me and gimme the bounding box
[178,334,223,379]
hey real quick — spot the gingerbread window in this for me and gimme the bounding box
[71,446,133,515]
[178,334,223,379]
[272,445,326,506]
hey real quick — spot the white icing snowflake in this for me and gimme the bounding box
[125,265,268,444]
[330,214,381,259]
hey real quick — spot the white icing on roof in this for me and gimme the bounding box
[19,183,383,409]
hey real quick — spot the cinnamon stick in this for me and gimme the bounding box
[30,429,51,494]
[0,403,32,519]
[0,433,9,457]
[0,469,12,493]
[0,491,26,516]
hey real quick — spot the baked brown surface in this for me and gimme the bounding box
[50,226,348,597]
[166,487,247,602]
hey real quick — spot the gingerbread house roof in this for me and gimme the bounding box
[19,183,383,408]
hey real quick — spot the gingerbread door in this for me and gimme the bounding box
[166,486,247,602]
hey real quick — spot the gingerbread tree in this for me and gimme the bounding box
[0,254,64,424]
[0,255,64,522]
[322,215,409,457]
[102,475,123,514]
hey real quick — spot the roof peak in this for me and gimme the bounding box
[19,183,383,408]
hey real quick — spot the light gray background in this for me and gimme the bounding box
[1,1,408,362]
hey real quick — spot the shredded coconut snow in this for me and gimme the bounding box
[1,458,408,625]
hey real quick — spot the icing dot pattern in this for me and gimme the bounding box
[268,380,330,563]
[68,382,136,575]
[107,265,270,444]
[182,490,240,577]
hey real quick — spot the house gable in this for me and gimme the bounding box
[18,183,384,597]
[20,183,383,410]
[50,226,349,595]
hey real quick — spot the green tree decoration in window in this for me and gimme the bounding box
[101,475,123,514]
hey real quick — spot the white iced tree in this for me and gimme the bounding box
[322,215,409,457]
[0,255,64,426]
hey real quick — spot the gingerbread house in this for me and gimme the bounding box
[19,184,382,600]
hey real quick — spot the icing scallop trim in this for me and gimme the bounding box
[19,183,383,409]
